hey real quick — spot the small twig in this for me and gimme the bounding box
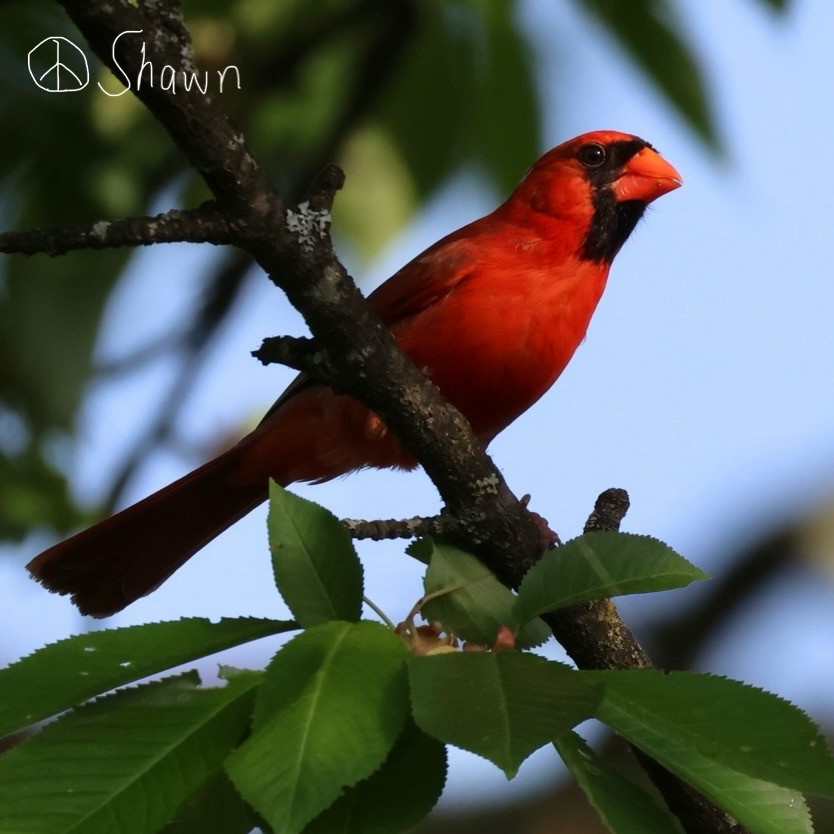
[302,163,346,213]
[584,487,630,533]
[0,204,237,257]
[342,514,459,541]
[251,335,336,380]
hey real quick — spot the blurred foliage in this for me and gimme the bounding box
[0,0,787,542]
[578,0,718,149]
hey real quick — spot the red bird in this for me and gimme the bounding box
[28,130,681,617]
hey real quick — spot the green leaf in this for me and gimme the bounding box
[379,1,541,198]
[643,745,813,834]
[160,770,257,834]
[421,537,550,648]
[226,621,410,834]
[588,670,834,797]
[514,532,707,625]
[303,721,447,834]
[471,0,541,193]
[406,537,432,565]
[758,0,790,10]
[268,481,364,627]
[408,652,602,778]
[0,616,294,738]
[554,731,684,833]
[0,443,90,541]
[377,3,469,197]
[0,672,259,834]
[0,251,122,434]
[578,0,719,150]
[333,127,418,261]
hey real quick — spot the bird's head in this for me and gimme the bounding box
[506,130,682,263]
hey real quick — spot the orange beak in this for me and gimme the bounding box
[613,146,682,204]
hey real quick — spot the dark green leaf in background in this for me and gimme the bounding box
[758,0,791,11]
[578,0,719,150]
[0,444,91,540]
[377,2,469,199]
[470,0,541,193]
[555,730,684,834]
[160,770,258,834]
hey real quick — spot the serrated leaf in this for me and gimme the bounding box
[406,537,432,565]
[225,621,409,834]
[587,670,834,798]
[303,721,447,834]
[648,745,813,834]
[579,0,719,150]
[268,481,364,627]
[0,672,259,834]
[514,532,707,626]
[0,616,294,738]
[421,537,550,648]
[554,731,684,833]
[408,652,601,778]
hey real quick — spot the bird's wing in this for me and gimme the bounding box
[258,236,481,422]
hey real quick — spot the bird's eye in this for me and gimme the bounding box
[578,142,606,168]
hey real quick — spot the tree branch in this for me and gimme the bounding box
[251,335,334,379]
[342,514,457,541]
[0,204,237,257]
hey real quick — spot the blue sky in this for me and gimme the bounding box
[4,0,834,812]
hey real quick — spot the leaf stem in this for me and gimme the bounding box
[362,595,396,630]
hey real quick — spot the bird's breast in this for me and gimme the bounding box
[395,259,610,442]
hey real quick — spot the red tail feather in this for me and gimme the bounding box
[27,447,266,617]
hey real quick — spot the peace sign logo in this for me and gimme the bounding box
[28,36,89,93]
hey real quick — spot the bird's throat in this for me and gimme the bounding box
[579,196,646,264]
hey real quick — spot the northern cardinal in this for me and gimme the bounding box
[28,130,681,617]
